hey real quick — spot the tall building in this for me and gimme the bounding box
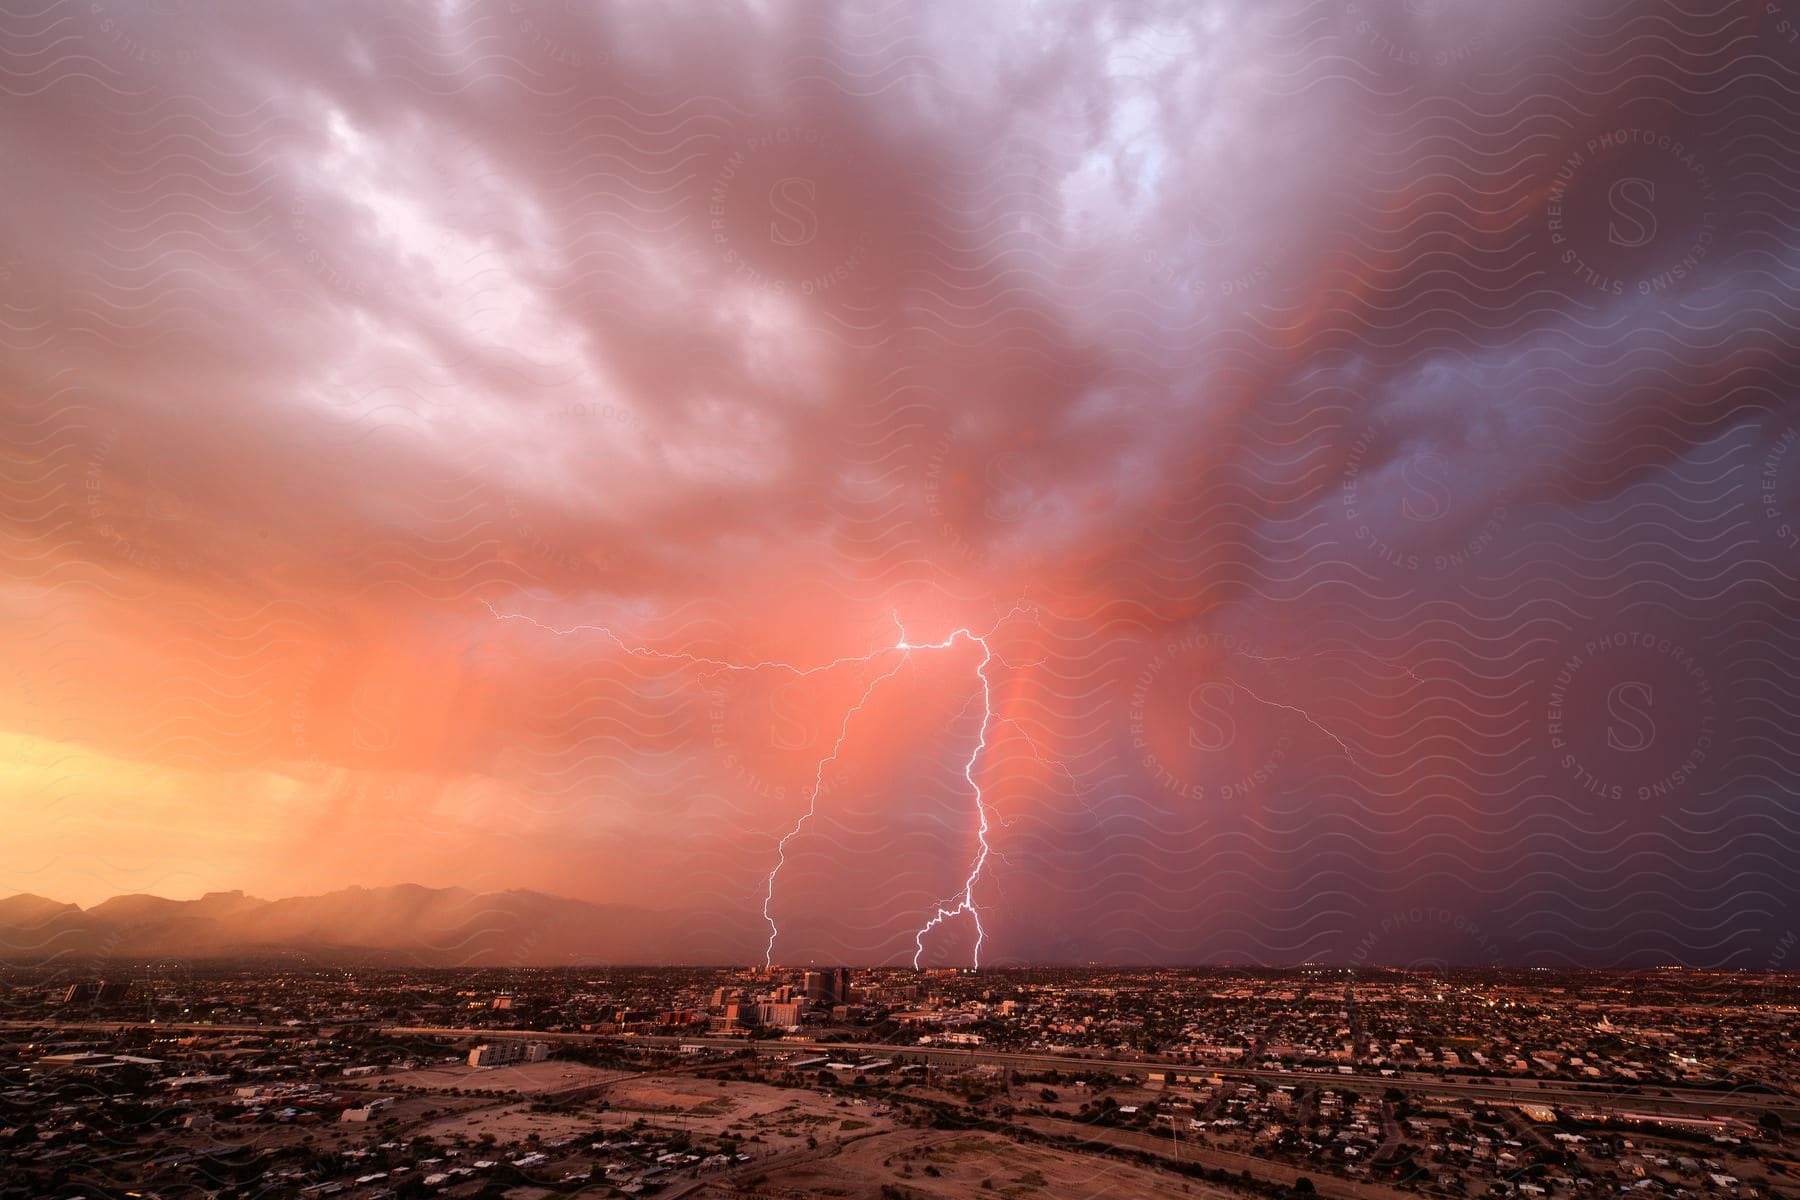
[61,981,130,1004]
[468,1041,549,1068]
[833,967,853,1006]
[803,972,829,1003]
[755,1001,801,1029]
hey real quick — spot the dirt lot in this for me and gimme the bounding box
[596,1075,899,1152]
[322,1073,1251,1200]
[415,1097,600,1146]
[403,1070,899,1160]
[728,1127,1234,1200]
[377,1058,632,1094]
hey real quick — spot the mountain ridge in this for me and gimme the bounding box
[0,883,757,966]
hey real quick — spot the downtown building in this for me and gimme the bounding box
[467,1040,550,1068]
[803,967,854,1007]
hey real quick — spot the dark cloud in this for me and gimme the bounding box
[0,0,1796,966]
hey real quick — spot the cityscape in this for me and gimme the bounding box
[2,962,1796,1199]
[5,0,1800,1197]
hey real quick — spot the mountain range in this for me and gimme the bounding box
[0,884,759,966]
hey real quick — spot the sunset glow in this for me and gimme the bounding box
[2,0,1797,970]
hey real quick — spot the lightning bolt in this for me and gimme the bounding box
[760,654,910,967]
[1226,678,1360,767]
[484,599,1030,970]
[481,601,891,679]
[909,621,998,969]
[999,713,1098,820]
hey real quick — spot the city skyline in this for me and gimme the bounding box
[4,961,1796,1198]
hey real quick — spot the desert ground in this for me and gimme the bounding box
[695,1127,1235,1200]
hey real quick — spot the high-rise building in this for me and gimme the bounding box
[61,980,130,1004]
[467,1041,549,1068]
[755,1001,801,1029]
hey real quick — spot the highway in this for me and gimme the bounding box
[0,1019,316,1036]
[377,1026,1800,1123]
[9,1018,1789,1123]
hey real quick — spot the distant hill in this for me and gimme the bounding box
[0,884,757,966]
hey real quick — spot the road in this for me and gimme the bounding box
[377,1026,1800,1123]
[0,1019,315,1036]
[10,1018,1792,1122]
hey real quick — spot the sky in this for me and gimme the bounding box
[1,0,1798,968]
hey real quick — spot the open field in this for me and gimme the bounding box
[406,1070,905,1163]
[698,1127,1236,1200]
[597,1074,899,1149]
[379,1057,633,1094]
[415,1096,600,1146]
